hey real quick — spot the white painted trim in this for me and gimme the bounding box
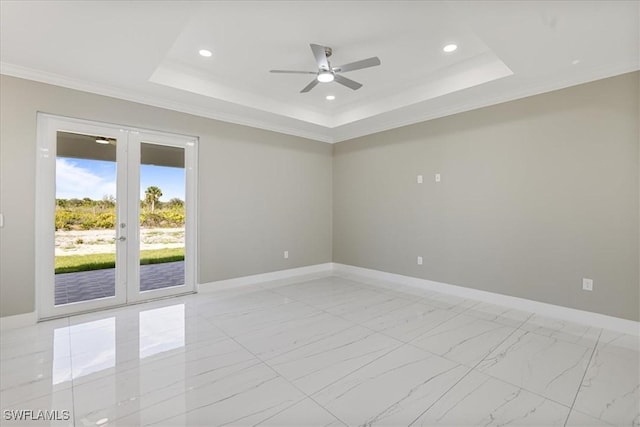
[37,115,130,319]
[5,61,638,146]
[0,63,333,144]
[199,263,334,292]
[0,312,37,330]
[8,263,637,337]
[333,264,640,336]
[35,114,199,318]
[125,131,198,303]
[331,62,640,143]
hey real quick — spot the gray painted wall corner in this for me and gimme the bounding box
[333,72,640,321]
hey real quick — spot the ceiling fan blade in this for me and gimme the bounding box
[270,70,317,74]
[333,57,381,73]
[310,43,329,70]
[334,74,363,90]
[300,78,319,93]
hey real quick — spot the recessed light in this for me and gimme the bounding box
[96,418,109,426]
[326,95,335,100]
[317,71,334,83]
[198,49,212,58]
[443,44,458,53]
[572,59,581,65]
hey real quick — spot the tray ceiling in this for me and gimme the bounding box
[1,1,638,143]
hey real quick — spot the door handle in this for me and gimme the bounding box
[117,236,127,241]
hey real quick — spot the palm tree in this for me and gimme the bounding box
[145,186,162,213]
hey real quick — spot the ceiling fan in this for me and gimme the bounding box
[270,43,381,93]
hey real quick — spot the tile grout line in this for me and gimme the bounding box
[223,280,471,424]
[245,282,410,424]
[232,284,534,425]
[423,313,605,422]
[262,277,514,409]
[198,284,362,425]
[101,310,271,426]
[46,275,622,426]
[272,281,501,426]
[466,313,590,413]
[437,308,608,413]
[273,277,480,346]
[208,312,350,426]
[0,320,79,423]
[406,312,535,426]
[63,317,76,427]
[563,327,603,427]
[209,278,470,354]
[453,312,602,414]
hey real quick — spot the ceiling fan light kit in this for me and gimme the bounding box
[270,43,381,93]
[317,71,335,83]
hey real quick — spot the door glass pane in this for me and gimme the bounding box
[55,131,117,305]
[139,142,185,292]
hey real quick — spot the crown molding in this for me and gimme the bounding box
[0,62,334,144]
[3,61,637,145]
[331,61,640,143]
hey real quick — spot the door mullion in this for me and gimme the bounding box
[116,129,129,303]
[126,132,141,302]
[36,114,196,319]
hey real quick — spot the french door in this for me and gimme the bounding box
[36,114,197,319]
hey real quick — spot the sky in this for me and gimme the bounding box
[56,157,185,201]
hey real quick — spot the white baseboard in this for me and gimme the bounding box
[199,263,334,292]
[6,263,635,336]
[333,263,640,336]
[0,311,37,330]
[0,264,333,329]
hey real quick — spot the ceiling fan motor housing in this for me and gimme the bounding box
[269,43,380,93]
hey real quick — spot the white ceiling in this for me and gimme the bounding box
[1,1,638,143]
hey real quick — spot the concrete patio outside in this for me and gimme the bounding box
[54,260,185,305]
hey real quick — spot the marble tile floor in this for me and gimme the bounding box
[1,273,638,426]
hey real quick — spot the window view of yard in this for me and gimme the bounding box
[55,149,186,276]
[55,192,185,273]
[54,135,187,306]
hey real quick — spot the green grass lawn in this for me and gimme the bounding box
[55,247,185,274]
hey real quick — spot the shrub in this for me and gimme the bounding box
[55,198,185,230]
[94,212,116,229]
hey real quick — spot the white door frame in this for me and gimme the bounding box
[126,130,197,303]
[36,114,198,319]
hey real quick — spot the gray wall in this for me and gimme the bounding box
[333,72,639,321]
[1,72,638,321]
[0,75,333,317]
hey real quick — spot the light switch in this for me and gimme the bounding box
[435,173,441,183]
[417,175,423,184]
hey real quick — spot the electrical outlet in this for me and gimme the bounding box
[435,173,441,183]
[417,175,423,184]
[582,278,593,291]
[284,251,289,259]
[417,256,423,265]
